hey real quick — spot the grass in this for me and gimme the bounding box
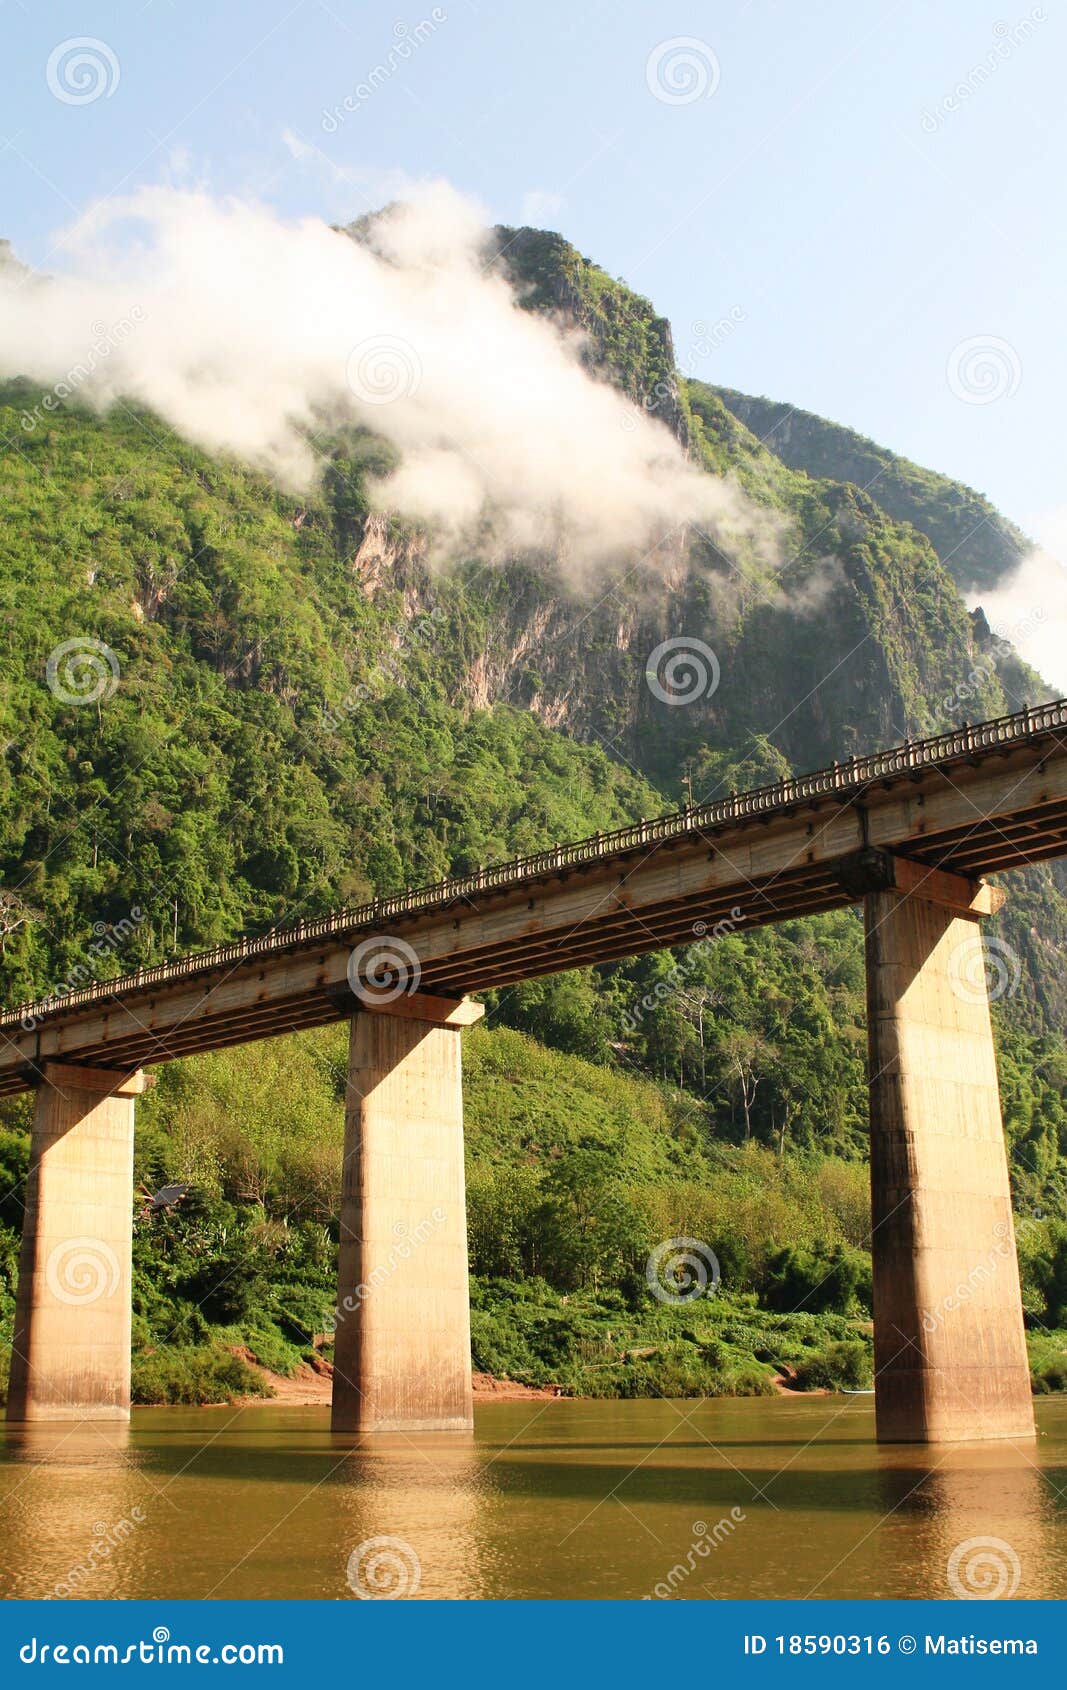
[469,1278,875,1397]
[130,1343,273,1406]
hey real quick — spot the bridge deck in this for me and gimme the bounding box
[3,699,1067,1093]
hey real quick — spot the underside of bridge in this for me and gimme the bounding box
[5,700,1062,1443]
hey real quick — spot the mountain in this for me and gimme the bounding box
[712,385,1031,593]
[0,220,1062,1022]
[2,221,1067,1402]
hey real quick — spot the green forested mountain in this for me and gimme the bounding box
[1,221,1066,1401]
[712,384,1032,594]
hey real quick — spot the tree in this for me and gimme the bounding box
[0,890,38,958]
[720,1029,777,1141]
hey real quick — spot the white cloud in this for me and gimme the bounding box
[968,519,1067,695]
[0,180,774,577]
[281,127,316,162]
[279,129,414,205]
[1031,507,1067,562]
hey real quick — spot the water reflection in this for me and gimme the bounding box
[5,1419,131,1464]
[0,1398,1064,1600]
[2,1419,159,1601]
[330,1432,489,1599]
[857,1440,1057,1600]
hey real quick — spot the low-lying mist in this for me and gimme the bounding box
[968,545,1067,696]
[0,182,781,579]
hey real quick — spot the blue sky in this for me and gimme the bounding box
[2,0,1064,544]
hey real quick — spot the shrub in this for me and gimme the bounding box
[131,1344,272,1405]
[792,1339,871,1391]
[585,1353,775,1400]
[236,1323,304,1377]
[761,1242,872,1316]
[1032,1360,1067,1394]
[1021,1222,1067,1327]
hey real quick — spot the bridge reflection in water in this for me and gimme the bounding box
[1,1399,1065,1600]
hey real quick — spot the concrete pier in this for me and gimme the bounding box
[7,1063,143,1422]
[865,868,1035,1443]
[331,997,482,1433]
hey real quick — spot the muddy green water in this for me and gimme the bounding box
[2,1396,1066,1601]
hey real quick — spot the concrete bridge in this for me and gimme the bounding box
[4,697,1067,1443]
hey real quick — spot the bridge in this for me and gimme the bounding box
[5,697,1067,1444]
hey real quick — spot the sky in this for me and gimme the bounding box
[1,0,1065,557]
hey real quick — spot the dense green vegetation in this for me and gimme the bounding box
[1,221,1066,1403]
[0,385,666,1006]
[713,386,1032,593]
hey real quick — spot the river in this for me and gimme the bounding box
[2,1396,1066,1601]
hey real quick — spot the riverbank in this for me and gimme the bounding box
[236,1361,565,1405]
[5,1297,1064,1410]
[240,1356,831,1405]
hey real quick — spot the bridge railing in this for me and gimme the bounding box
[4,697,1067,1031]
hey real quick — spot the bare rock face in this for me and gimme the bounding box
[350,511,426,598]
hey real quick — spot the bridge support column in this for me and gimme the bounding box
[865,861,1034,1443]
[331,996,483,1433]
[7,1063,143,1423]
